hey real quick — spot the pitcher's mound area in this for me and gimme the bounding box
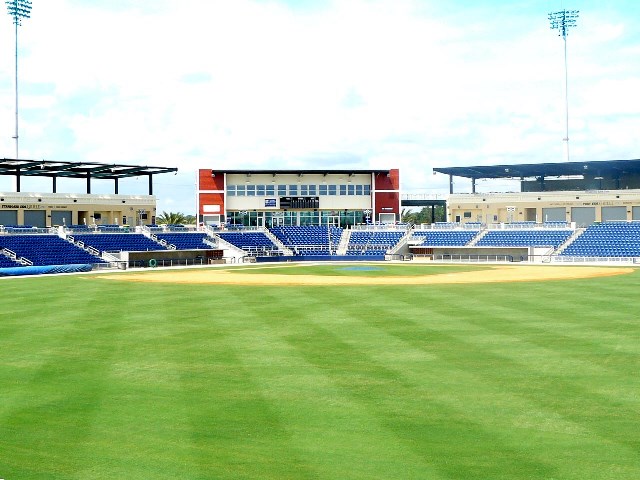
[99,264,634,286]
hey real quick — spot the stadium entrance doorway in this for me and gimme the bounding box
[323,215,340,227]
[270,215,285,227]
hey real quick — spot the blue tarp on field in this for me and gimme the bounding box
[0,264,94,277]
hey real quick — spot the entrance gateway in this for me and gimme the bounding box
[325,215,340,226]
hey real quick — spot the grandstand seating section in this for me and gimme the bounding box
[0,253,21,268]
[3,222,640,269]
[155,232,210,249]
[476,229,572,248]
[411,230,478,246]
[561,222,640,257]
[72,233,167,254]
[270,226,343,255]
[347,230,403,255]
[0,235,107,266]
[217,231,280,255]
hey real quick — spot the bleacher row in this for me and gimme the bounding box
[1,222,640,267]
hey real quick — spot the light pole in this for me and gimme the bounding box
[6,0,32,160]
[549,9,579,162]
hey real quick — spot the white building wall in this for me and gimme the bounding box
[224,172,372,212]
[0,192,156,226]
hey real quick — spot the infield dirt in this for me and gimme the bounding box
[97,264,634,286]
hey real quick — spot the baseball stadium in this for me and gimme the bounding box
[1,157,640,479]
[2,1,640,479]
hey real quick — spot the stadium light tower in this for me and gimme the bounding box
[6,0,32,160]
[549,9,579,162]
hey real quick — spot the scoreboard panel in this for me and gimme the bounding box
[279,196,320,209]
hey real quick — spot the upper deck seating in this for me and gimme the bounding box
[0,234,107,266]
[561,222,640,257]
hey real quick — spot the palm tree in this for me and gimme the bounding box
[156,211,190,225]
[401,207,445,225]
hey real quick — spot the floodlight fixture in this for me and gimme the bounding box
[548,9,579,39]
[6,0,32,161]
[549,9,579,162]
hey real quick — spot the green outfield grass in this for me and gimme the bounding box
[1,265,639,479]
[231,263,489,276]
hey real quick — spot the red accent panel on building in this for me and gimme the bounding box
[198,169,225,191]
[374,169,400,218]
[375,191,400,216]
[199,193,225,215]
[374,169,399,190]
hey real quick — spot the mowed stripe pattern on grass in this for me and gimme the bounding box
[0,267,639,479]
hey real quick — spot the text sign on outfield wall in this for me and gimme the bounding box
[265,198,277,207]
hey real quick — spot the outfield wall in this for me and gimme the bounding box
[412,246,531,262]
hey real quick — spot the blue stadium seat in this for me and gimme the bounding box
[72,233,168,254]
[0,234,108,266]
[561,222,640,257]
[218,231,280,255]
[270,226,343,255]
[155,232,210,249]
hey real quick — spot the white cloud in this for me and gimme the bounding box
[1,0,639,213]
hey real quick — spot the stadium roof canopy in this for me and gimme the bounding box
[0,158,178,194]
[434,159,640,180]
[433,159,640,193]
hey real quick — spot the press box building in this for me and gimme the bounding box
[197,168,400,228]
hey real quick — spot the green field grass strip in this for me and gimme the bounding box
[275,281,640,479]
[366,283,640,479]
[279,286,560,479]
[1,271,640,479]
[222,286,444,479]
[224,263,490,277]
[296,287,566,476]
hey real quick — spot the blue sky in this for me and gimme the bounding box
[2,0,639,214]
